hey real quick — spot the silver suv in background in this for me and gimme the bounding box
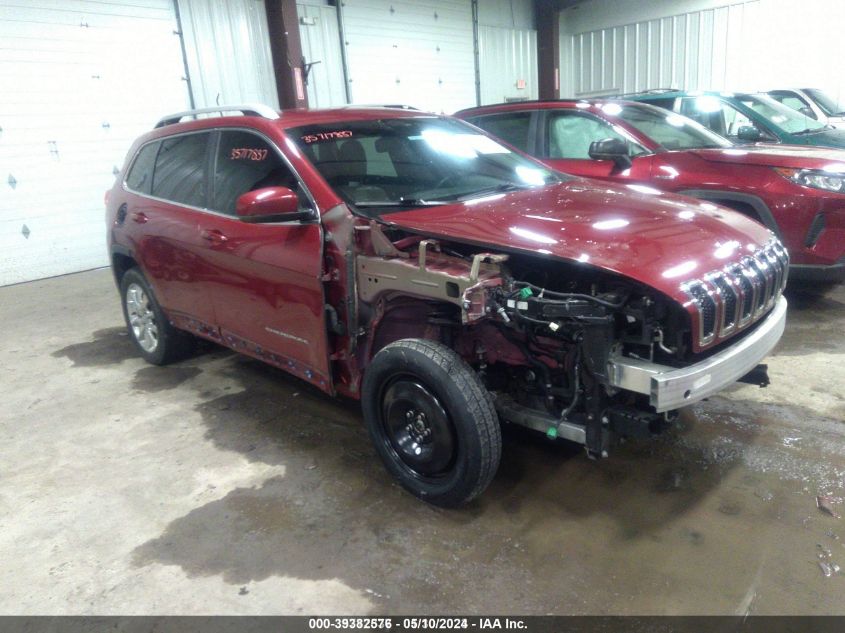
[768,88,845,128]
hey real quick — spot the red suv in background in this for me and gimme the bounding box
[106,105,787,506]
[457,100,845,282]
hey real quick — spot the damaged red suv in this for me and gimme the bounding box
[106,105,787,506]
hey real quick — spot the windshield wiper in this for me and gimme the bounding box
[352,198,448,209]
[452,182,538,201]
[793,126,830,135]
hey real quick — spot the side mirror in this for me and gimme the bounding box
[736,125,762,142]
[588,138,632,169]
[236,186,314,223]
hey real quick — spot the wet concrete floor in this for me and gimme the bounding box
[0,269,843,614]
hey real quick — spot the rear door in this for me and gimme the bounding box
[535,110,652,182]
[198,128,331,392]
[124,131,218,330]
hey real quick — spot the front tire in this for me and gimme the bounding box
[362,339,501,507]
[120,267,193,365]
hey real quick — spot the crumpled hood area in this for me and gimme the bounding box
[380,179,774,305]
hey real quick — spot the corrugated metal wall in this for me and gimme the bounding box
[177,0,279,108]
[563,0,760,97]
[478,28,537,105]
[477,0,537,105]
[0,0,190,286]
[341,0,476,113]
[297,2,347,108]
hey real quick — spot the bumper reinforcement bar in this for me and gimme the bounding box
[608,296,787,412]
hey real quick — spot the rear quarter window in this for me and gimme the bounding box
[151,132,210,208]
[125,142,159,195]
[468,112,532,152]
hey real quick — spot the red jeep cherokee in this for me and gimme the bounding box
[458,100,845,282]
[106,104,787,506]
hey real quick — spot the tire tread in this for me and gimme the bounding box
[369,338,501,505]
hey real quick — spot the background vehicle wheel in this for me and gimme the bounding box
[120,267,194,365]
[362,339,501,507]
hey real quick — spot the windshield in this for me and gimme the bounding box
[612,104,732,150]
[289,117,561,213]
[804,88,845,117]
[737,93,827,134]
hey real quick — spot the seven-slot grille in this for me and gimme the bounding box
[682,239,789,348]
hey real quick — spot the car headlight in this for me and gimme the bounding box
[775,167,845,193]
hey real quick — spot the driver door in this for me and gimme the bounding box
[198,129,331,392]
[538,110,652,183]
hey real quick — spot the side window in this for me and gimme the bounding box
[152,132,209,208]
[719,103,755,137]
[680,97,755,138]
[470,112,532,152]
[769,92,816,118]
[212,130,299,215]
[679,97,725,135]
[546,111,641,159]
[125,142,159,195]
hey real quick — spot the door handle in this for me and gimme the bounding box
[200,228,228,245]
[131,211,148,224]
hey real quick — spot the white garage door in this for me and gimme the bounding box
[0,0,190,286]
[342,0,476,114]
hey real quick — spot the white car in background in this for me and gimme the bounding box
[768,88,845,128]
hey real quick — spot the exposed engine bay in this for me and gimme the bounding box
[352,222,748,458]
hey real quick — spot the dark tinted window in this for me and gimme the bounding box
[152,132,209,208]
[639,97,676,109]
[470,112,532,152]
[211,130,299,215]
[125,142,159,195]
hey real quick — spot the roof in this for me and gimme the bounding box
[621,89,762,101]
[272,106,435,128]
[455,98,648,117]
[153,104,435,133]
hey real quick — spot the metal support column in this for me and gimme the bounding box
[265,0,308,109]
[471,0,481,106]
[535,0,561,100]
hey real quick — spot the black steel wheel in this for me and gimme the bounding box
[362,339,501,507]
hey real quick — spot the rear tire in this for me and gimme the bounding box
[120,267,194,365]
[362,339,501,507]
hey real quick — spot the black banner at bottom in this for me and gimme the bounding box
[0,617,844,633]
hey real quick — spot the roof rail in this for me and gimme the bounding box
[616,88,678,98]
[343,104,421,110]
[154,104,280,128]
[453,98,580,114]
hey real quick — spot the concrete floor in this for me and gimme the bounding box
[0,268,843,615]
